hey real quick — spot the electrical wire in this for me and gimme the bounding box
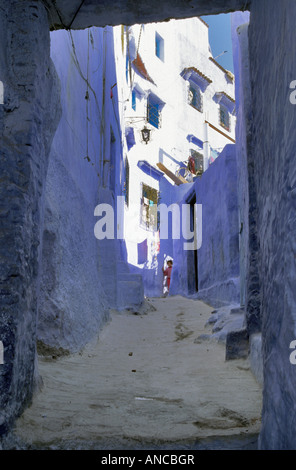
[86,28,90,165]
[67,0,86,29]
[42,0,105,178]
[242,0,250,12]
[126,24,144,102]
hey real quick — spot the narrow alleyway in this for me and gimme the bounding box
[12,296,262,450]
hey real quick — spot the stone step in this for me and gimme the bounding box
[117,272,143,283]
[117,261,131,274]
[117,279,144,308]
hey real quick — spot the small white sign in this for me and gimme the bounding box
[0,341,4,365]
[290,340,296,365]
[0,81,3,105]
[290,80,296,105]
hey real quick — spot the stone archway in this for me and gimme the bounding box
[1,0,296,450]
[44,0,250,30]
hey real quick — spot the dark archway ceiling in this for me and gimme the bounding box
[43,0,251,30]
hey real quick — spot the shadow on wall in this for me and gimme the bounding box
[127,175,175,298]
[37,26,144,356]
[170,144,240,308]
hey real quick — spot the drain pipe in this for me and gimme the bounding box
[203,117,210,171]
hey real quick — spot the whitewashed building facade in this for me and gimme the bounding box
[114,17,236,288]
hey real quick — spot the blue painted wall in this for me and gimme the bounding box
[37,27,130,353]
[169,144,240,307]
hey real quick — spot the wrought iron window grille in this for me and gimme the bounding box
[219,104,231,132]
[188,84,203,113]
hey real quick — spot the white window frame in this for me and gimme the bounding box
[219,103,231,132]
[188,81,203,113]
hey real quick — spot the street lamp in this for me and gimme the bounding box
[141,126,151,144]
[214,50,228,60]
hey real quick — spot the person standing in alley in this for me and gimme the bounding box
[162,259,173,295]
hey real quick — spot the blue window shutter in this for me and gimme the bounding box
[155,32,164,61]
[132,90,136,111]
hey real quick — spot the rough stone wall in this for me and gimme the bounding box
[231,13,261,335]
[196,144,240,306]
[231,14,250,308]
[2,0,296,449]
[37,27,125,354]
[248,0,296,449]
[44,0,251,30]
[0,1,61,434]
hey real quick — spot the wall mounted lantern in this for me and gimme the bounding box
[141,126,151,144]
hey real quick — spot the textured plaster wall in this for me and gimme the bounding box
[196,145,240,306]
[45,0,251,30]
[170,144,240,307]
[37,27,127,354]
[2,0,296,450]
[249,0,296,450]
[231,13,250,308]
[0,1,61,434]
[231,11,263,385]
[231,12,261,336]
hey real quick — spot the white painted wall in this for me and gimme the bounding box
[114,18,236,289]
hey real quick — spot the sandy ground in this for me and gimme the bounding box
[12,296,262,450]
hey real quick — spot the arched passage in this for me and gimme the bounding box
[0,0,295,450]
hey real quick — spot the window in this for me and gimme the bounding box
[155,32,164,61]
[219,104,231,131]
[189,149,204,176]
[188,83,203,112]
[126,54,129,83]
[209,147,221,165]
[147,94,163,129]
[140,184,159,231]
[125,126,136,151]
[132,89,137,111]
